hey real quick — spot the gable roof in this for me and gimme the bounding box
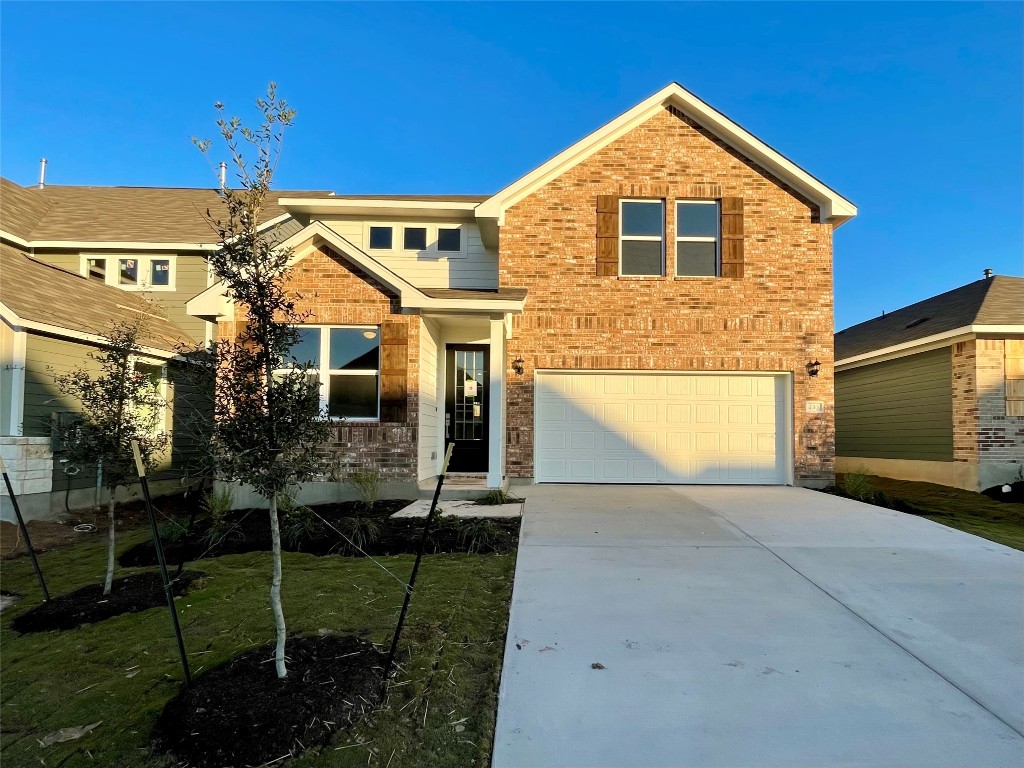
[476,82,857,227]
[835,275,1024,362]
[0,179,330,246]
[0,243,191,356]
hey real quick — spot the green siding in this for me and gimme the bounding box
[836,347,953,461]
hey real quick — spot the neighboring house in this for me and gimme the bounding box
[191,82,856,497]
[0,177,327,517]
[835,274,1024,492]
[0,244,193,518]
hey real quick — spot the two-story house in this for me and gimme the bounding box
[191,83,856,502]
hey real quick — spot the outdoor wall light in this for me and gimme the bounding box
[806,360,821,378]
[511,357,525,375]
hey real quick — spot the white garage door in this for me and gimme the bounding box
[535,372,789,484]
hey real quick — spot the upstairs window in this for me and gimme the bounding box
[404,226,427,250]
[81,254,175,290]
[368,226,393,250]
[437,227,462,253]
[676,200,720,276]
[620,200,664,276]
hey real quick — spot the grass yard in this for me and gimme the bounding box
[0,522,516,767]
[837,474,1024,551]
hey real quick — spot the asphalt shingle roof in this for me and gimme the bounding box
[835,275,1024,360]
[1,243,192,353]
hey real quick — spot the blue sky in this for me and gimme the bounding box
[2,2,1021,330]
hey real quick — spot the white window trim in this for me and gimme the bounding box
[363,222,467,258]
[675,200,720,278]
[282,325,381,422]
[80,254,177,291]
[619,199,664,277]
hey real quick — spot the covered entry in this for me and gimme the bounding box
[534,371,790,484]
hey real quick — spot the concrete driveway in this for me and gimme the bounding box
[492,485,1024,768]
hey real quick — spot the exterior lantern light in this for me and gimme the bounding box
[806,360,821,378]
[511,357,525,375]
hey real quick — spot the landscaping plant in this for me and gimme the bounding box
[192,84,331,678]
[347,468,384,509]
[51,320,169,595]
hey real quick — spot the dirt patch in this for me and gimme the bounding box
[982,480,1024,504]
[157,634,384,768]
[1,491,197,561]
[10,570,204,634]
[119,500,520,567]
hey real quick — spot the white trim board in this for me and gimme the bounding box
[835,324,1024,371]
[477,82,857,227]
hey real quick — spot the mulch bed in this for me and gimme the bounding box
[982,481,1024,504]
[119,499,520,567]
[156,634,384,768]
[10,570,204,634]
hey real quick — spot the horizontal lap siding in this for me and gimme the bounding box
[836,348,953,461]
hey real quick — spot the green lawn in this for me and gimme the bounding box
[0,524,516,767]
[839,474,1024,551]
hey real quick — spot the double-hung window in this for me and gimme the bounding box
[620,200,664,276]
[285,326,381,420]
[676,200,720,276]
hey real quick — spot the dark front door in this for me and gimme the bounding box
[445,345,489,473]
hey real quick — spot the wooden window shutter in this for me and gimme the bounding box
[720,197,744,279]
[596,194,620,277]
[379,320,408,422]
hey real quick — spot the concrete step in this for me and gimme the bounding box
[417,474,509,501]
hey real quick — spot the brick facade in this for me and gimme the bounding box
[225,242,420,482]
[499,106,836,485]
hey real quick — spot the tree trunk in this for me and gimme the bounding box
[268,492,288,678]
[103,496,116,595]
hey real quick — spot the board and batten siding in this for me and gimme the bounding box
[318,216,498,289]
[836,348,953,461]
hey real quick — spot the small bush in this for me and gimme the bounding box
[840,472,874,501]
[475,489,522,506]
[203,487,235,518]
[160,519,190,543]
[199,487,242,551]
[333,515,382,556]
[457,518,502,554]
[347,470,384,509]
[281,505,320,549]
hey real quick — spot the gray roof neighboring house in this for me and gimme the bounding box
[0,243,191,354]
[835,275,1024,361]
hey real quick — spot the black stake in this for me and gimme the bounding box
[0,456,50,601]
[383,442,455,689]
[132,441,191,686]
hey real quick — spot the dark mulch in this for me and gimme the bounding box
[157,634,384,768]
[119,499,520,566]
[982,480,1024,504]
[10,570,204,634]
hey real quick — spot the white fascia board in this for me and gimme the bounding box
[0,231,30,248]
[21,238,215,251]
[279,198,478,221]
[477,82,857,226]
[834,324,1024,371]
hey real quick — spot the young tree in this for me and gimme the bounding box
[193,84,330,678]
[53,321,169,594]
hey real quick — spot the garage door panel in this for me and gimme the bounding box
[535,372,787,485]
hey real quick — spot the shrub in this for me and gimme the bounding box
[332,515,382,556]
[160,518,190,543]
[457,518,502,554]
[203,486,235,518]
[281,505,320,550]
[840,471,874,501]
[347,470,384,509]
[475,489,522,506]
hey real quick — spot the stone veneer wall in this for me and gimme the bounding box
[499,106,836,486]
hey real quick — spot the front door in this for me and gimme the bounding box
[445,345,489,473]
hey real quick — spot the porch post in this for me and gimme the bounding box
[487,317,505,488]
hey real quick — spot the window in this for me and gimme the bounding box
[620,200,664,276]
[369,226,393,250]
[132,360,169,437]
[437,227,461,253]
[676,200,720,276]
[404,226,427,251]
[80,254,176,290]
[284,326,380,420]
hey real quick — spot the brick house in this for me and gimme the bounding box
[835,274,1024,491]
[191,83,856,495]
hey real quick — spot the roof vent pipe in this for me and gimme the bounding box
[983,268,994,279]
[219,162,227,190]
[38,157,47,189]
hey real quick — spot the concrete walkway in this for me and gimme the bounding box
[492,485,1024,768]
